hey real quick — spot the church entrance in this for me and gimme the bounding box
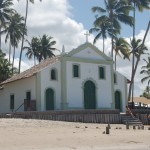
[45,88,54,110]
[84,81,96,109]
[115,91,122,111]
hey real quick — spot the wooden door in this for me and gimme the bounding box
[46,88,54,110]
[84,81,96,109]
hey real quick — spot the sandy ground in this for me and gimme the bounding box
[0,119,150,150]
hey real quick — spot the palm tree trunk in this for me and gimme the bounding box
[128,21,150,102]
[18,0,28,73]
[12,45,15,74]
[0,27,1,49]
[131,2,136,108]
[9,40,11,63]
[111,37,114,58]
[12,32,15,74]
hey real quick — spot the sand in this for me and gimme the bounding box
[0,119,150,150]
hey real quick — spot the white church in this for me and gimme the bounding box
[0,42,128,113]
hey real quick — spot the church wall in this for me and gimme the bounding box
[73,47,106,60]
[40,62,61,111]
[0,76,36,113]
[66,61,113,109]
[114,72,127,112]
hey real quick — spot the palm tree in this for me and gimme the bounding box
[38,34,56,63]
[0,50,12,82]
[23,37,40,65]
[92,0,133,58]
[128,37,149,102]
[18,0,42,73]
[114,37,130,70]
[89,16,117,53]
[140,57,150,96]
[127,0,150,103]
[0,0,14,49]
[2,13,26,73]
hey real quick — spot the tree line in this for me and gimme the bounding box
[0,0,57,83]
[90,0,150,102]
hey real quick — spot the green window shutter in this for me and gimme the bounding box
[51,69,56,80]
[99,67,105,79]
[26,91,31,107]
[73,65,79,77]
[114,74,117,83]
[10,95,14,110]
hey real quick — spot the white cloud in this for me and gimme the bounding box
[1,0,150,97]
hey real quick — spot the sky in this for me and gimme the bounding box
[1,0,150,96]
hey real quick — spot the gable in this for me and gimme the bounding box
[67,43,112,61]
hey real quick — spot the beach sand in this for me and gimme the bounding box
[0,118,150,150]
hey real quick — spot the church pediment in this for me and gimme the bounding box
[67,42,113,61]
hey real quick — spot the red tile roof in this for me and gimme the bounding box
[0,56,60,85]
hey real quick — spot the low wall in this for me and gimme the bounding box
[0,110,121,124]
[131,109,150,114]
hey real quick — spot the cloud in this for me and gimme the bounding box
[1,0,150,97]
[12,0,86,52]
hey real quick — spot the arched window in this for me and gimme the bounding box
[99,66,105,79]
[51,69,57,80]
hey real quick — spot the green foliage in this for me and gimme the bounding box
[0,0,14,27]
[0,49,17,83]
[114,37,131,59]
[91,0,134,58]
[24,34,57,63]
[140,86,150,99]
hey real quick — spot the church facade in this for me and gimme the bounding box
[0,43,128,113]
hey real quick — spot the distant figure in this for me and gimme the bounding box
[126,106,135,118]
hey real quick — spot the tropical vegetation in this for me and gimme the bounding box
[18,0,42,73]
[140,86,150,99]
[23,34,56,63]
[0,49,17,83]
[91,0,133,58]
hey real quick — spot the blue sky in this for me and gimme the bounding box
[69,0,150,37]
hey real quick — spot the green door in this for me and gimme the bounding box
[84,81,96,109]
[115,91,121,111]
[46,88,54,110]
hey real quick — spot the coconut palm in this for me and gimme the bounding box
[140,57,150,96]
[23,37,40,65]
[127,0,150,102]
[38,35,56,63]
[2,13,26,73]
[0,0,14,49]
[114,37,130,70]
[89,16,118,53]
[92,0,133,58]
[128,0,150,38]
[18,0,42,73]
[128,37,149,102]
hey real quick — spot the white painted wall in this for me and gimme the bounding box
[66,61,113,109]
[114,71,127,112]
[40,62,61,111]
[0,76,36,113]
[73,47,105,60]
